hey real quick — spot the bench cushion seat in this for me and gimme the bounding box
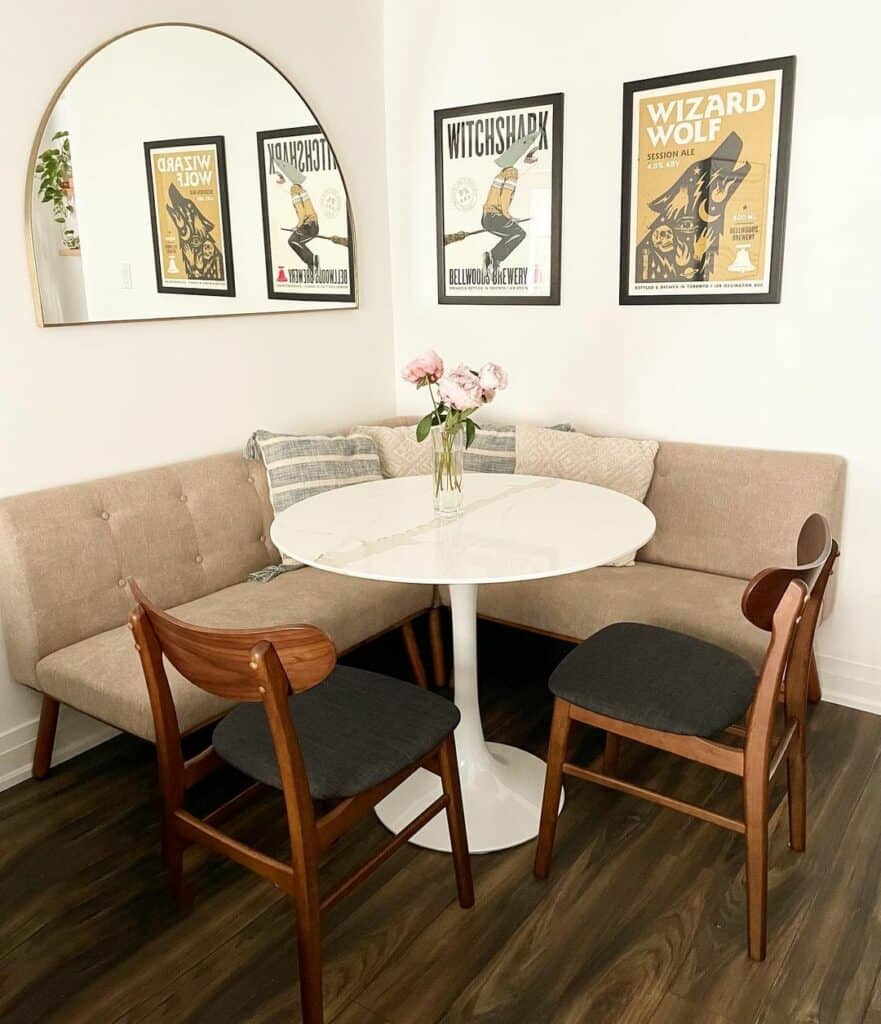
[549,622,757,737]
[448,562,768,669]
[35,571,433,741]
[214,665,459,799]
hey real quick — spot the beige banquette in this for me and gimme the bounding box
[0,425,845,778]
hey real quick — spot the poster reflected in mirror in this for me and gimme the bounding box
[257,127,355,302]
[620,56,795,305]
[434,93,563,305]
[144,136,235,297]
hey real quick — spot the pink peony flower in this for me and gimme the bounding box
[438,365,485,411]
[401,350,444,384]
[478,362,508,395]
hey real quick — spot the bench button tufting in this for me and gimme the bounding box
[117,579,126,588]
[260,534,266,543]
[247,475,255,484]
[100,511,110,521]
[180,494,187,503]
[195,554,203,564]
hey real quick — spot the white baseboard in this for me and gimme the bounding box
[0,707,118,793]
[817,654,881,716]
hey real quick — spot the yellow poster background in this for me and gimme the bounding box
[149,144,226,288]
[633,75,777,287]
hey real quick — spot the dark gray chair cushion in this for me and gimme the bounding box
[549,622,757,737]
[212,664,460,800]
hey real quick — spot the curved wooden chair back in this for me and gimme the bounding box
[129,578,337,702]
[740,513,839,709]
[128,578,332,899]
[741,513,836,631]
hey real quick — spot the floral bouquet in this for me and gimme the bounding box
[401,350,508,514]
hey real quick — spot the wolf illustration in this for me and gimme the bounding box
[165,183,224,281]
[636,131,750,283]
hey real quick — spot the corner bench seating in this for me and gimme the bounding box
[448,439,845,677]
[0,419,845,780]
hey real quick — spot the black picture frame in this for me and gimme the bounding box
[434,93,564,305]
[144,135,235,297]
[619,56,795,305]
[256,126,356,303]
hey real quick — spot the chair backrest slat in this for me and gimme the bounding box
[129,579,336,701]
[741,514,835,631]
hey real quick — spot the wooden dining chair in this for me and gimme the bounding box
[599,514,836,807]
[128,581,473,1024]
[534,575,812,962]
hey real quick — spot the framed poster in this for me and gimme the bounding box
[434,93,563,305]
[257,126,356,303]
[620,57,795,305]
[144,136,235,297]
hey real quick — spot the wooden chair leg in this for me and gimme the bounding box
[743,773,769,961]
[534,699,571,880]
[437,735,474,908]
[292,870,324,1024]
[428,606,446,688]
[787,721,807,853]
[807,653,822,704]
[602,732,621,776]
[401,621,429,689]
[164,824,192,911]
[32,695,60,780]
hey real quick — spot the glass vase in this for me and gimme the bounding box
[431,424,465,517]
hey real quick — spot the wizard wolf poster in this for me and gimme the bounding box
[620,57,795,305]
[144,136,235,297]
[435,94,563,305]
[257,126,356,303]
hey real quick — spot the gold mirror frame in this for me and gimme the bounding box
[26,22,359,327]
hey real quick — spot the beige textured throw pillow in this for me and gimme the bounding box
[515,425,659,565]
[357,422,571,479]
[355,424,432,477]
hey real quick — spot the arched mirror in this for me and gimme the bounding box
[28,24,357,326]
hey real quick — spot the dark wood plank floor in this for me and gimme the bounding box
[1,617,880,1024]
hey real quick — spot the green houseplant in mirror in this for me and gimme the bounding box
[34,130,79,252]
[401,351,508,517]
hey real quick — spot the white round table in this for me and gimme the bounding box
[271,473,656,853]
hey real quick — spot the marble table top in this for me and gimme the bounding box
[270,473,656,587]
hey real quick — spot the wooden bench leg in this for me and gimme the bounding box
[32,695,60,780]
[401,621,429,689]
[428,606,446,688]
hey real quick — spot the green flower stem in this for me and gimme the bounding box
[434,422,464,501]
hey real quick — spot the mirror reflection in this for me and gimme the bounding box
[29,24,357,326]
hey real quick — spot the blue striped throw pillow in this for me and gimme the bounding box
[244,430,381,579]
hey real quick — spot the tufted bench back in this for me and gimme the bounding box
[0,453,276,684]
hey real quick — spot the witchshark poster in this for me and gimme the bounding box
[434,94,563,305]
[620,57,795,304]
[257,126,355,303]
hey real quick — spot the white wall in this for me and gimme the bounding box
[0,0,395,788]
[384,0,881,710]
